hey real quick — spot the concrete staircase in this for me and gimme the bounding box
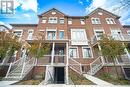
[69,56,103,76]
[3,58,35,81]
[87,56,103,75]
[44,65,54,84]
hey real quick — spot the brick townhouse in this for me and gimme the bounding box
[1,8,130,84]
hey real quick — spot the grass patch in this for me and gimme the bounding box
[15,79,42,85]
[97,73,130,85]
[69,69,94,85]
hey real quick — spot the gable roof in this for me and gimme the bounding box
[87,8,120,19]
[38,8,68,17]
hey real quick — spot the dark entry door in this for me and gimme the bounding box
[54,67,64,84]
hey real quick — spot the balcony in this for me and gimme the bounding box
[36,43,67,66]
[103,54,130,65]
[46,36,68,41]
[91,34,130,45]
[36,55,66,66]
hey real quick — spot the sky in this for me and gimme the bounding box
[0,0,130,25]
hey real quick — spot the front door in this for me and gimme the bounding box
[54,67,64,84]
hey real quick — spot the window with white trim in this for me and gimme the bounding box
[111,29,122,40]
[48,17,57,24]
[71,29,88,45]
[127,30,130,35]
[94,30,104,40]
[42,17,47,23]
[69,48,78,58]
[80,19,85,25]
[82,47,91,58]
[13,30,22,38]
[47,31,56,39]
[27,30,33,40]
[59,18,64,24]
[91,18,101,24]
[68,18,72,24]
[106,18,116,24]
[59,31,64,39]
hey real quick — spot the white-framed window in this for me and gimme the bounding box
[13,30,23,38]
[106,18,116,24]
[68,18,72,24]
[94,30,104,40]
[71,29,88,45]
[111,29,122,40]
[80,19,85,25]
[82,47,92,58]
[127,30,130,35]
[59,30,64,39]
[46,29,56,39]
[59,18,64,24]
[48,17,57,24]
[27,30,34,40]
[42,17,47,23]
[69,47,78,58]
[91,18,101,24]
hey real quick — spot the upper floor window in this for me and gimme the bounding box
[71,29,88,45]
[27,30,33,40]
[91,18,101,24]
[106,18,116,24]
[94,30,104,40]
[127,30,130,35]
[68,18,72,24]
[42,17,47,23]
[13,30,22,38]
[48,17,57,24]
[111,29,122,40]
[59,31,64,39]
[47,31,56,39]
[80,19,85,25]
[59,18,64,24]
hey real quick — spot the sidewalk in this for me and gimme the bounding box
[83,74,113,85]
[0,81,18,87]
[2,85,130,87]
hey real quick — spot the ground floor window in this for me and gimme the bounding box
[82,47,91,58]
[69,47,78,58]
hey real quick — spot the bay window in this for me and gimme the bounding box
[71,29,88,45]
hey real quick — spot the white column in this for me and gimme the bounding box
[51,42,55,65]
[98,44,105,65]
[66,42,69,84]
